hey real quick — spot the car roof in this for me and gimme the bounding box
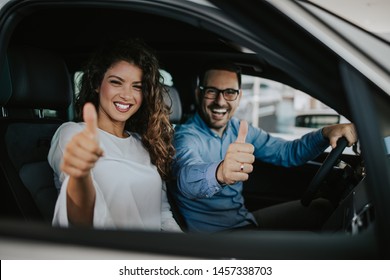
[0,0,388,133]
[0,2,340,114]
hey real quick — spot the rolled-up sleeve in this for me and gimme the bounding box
[173,130,223,200]
[48,122,83,192]
[48,122,115,228]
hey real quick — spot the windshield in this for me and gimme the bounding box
[309,0,390,42]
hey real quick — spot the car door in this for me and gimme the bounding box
[208,0,390,257]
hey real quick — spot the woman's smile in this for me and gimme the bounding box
[114,101,132,113]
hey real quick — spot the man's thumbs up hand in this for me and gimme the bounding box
[235,120,248,143]
[216,120,255,185]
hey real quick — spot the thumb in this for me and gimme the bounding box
[83,103,98,138]
[236,120,248,143]
[329,137,338,149]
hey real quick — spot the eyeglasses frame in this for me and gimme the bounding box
[199,86,240,101]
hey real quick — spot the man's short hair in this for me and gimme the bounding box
[198,60,242,88]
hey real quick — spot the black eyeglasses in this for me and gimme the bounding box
[199,86,240,101]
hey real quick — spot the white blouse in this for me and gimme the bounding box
[48,122,181,232]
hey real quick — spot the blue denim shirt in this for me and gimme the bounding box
[172,113,329,232]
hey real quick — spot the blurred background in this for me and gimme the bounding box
[235,0,390,138]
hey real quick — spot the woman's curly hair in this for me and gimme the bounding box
[74,38,174,180]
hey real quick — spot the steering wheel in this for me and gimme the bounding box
[301,137,348,207]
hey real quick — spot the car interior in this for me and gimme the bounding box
[0,45,73,222]
[0,0,389,259]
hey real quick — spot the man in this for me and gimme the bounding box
[172,61,357,233]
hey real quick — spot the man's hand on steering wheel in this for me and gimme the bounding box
[321,123,357,148]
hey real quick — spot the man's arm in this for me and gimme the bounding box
[250,123,357,167]
[173,131,223,199]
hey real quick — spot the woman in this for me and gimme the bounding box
[48,38,181,231]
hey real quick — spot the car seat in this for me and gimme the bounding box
[0,45,73,223]
[162,85,188,230]
[164,85,182,125]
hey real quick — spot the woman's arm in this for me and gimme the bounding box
[60,103,103,226]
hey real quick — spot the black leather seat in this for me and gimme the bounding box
[0,45,73,223]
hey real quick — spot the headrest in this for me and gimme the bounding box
[164,86,182,124]
[5,46,73,109]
